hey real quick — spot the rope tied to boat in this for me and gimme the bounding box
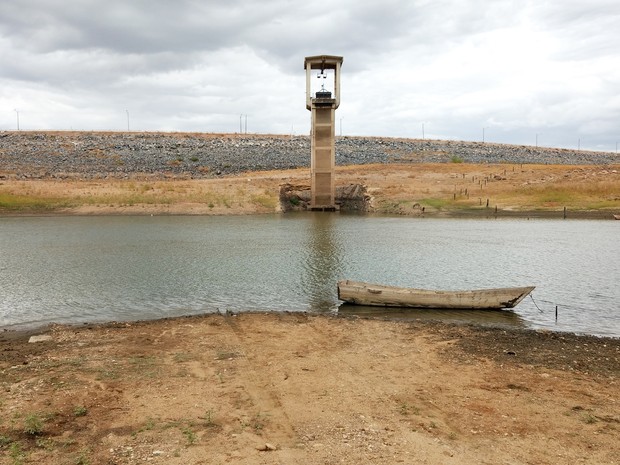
[529,294,544,313]
[530,295,608,316]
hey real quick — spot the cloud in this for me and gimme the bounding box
[0,0,619,152]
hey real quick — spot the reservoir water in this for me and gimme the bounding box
[1,214,618,337]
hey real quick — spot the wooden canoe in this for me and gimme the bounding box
[337,280,535,310]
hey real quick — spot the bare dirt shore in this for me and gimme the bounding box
[1,163,619,217]
[1,313,618,465]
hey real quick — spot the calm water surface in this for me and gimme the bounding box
[1,214,618,337]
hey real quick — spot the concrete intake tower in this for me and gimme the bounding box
[304,55,343,211]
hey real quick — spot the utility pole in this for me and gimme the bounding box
[14,109,20,131]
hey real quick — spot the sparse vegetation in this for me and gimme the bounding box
[250,192,277,209]
[129,355,160,378]
[215,348,241,360]
[73,406,88,417]
[182,427,197,445]
[420,198,450,210]
[0,193,74,212]
[140,417,156,432]
[510,180,619,210]
[582,413,598,424]
[96,368,119,380]
[0,435,12,448]
[1,163,617,215]
[35,437,55,450]
[172,352,196,363]
[201,409,217,427]
[239,412,269,434]
[23,414,43,436]
[74,449,91,465]
[398,402,420,416]
[9,442,25,465]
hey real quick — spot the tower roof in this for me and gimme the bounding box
[304,55,343,70]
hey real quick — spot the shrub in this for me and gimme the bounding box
[24,414,43,436]
[73,406,88,417]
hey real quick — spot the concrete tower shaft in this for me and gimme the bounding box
[304,55,343,210]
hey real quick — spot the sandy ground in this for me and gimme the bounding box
[1,313,618,465]
[1,163,619,217]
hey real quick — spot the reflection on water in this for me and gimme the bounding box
[0,214,618,337]
[338,304,526,329]
[301,213,343,311]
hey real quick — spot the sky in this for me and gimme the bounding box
[1,0,619,152]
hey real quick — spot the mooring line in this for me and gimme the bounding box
[530,295,604,313]
[529,294,544,313]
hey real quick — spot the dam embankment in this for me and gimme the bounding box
[1,131,618,179]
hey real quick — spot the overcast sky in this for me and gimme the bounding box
[1,0,619,152]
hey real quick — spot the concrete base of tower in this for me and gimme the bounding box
[309,205,339,212]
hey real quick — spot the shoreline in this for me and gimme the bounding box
[1,312,618,464]
[3,307,619,344]
[1,209,616,219]
[2,163,619,217]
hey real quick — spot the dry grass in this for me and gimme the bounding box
[1,164,619,215]
[338,163,620,214]
[0,177,282,214]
